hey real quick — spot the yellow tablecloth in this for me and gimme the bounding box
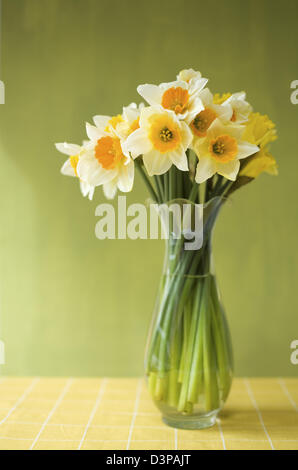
[0,377,297,450]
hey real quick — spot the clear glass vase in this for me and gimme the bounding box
[145,197,233,430]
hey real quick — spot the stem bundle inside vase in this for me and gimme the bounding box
[143,162,233,417]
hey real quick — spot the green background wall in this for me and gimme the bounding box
[0,0,297,377]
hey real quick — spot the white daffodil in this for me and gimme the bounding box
[137,71,207,121]
[55,142,95,200]
[222,92,252,124]
[193,118,259,183]
[113,102,144,140]
[77,111,135,199]
[177,68,203,84]
[123,105,192,176]
[188,88,233,138]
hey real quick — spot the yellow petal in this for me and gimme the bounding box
[240,148,278,178]
[242,112,277,147]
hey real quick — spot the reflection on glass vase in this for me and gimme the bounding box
[145,197,233,430]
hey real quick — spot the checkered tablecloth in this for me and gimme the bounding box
[0,377,297,450]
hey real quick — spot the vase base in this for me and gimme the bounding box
[162,411,218,430]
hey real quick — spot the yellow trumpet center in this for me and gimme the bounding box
[209,135,238,163]
[95,136,125,170]
[70,155,79,176]
[161,87,189,114]
[149,115,181,153]
[190,107,217,137]
[129,118,140,134]
[105,114,123,132]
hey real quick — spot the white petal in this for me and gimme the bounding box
[186,96,204,121]
[206,118,226,139]
[207,118,243,141]
[61,158,76,177]
[80,181,95,200]
[55,142,81,156]
[177,68,202,82]
[137,84,163,106]
[216,160,240,181]
[122,104,139,123]
[169,147,188,171]
[138,104,166,127]
[86,122,104,141]
[214,103,233,122]
[198,88,213,105]
[189,77,208,95]
[225,91,246,103]
[195,156,216,183]
[117,160,134,192]
[237,142,259,159]
[93,115,111,130]
[122,128,152,159]
[77,153,117,187]
[160,80,188,91]
[143,149,172,176]
[103,179,118,199]
[88,187,95,200]
[227,124,244,140]
[180,121,193,149]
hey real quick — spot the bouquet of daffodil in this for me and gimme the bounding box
[56,68,277,429]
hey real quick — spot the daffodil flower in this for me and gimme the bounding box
[123,105,192,176]
[77,111,135,199]
[55,142,95,200]
[222,92,252,124]
[177,68,203,84]
[188,88,233,138]
[242,112,277,148]
[240,147,278,178]
[137,71,207,121]
[113,102,144,140]
[194,119,259,183]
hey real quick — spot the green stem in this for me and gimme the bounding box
[164,173,169,202]
[154,175,164,202]
[169,166,176,200]
[135,159,158,202]
[177,280,202,412]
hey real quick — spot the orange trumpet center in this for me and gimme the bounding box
[190,107,217,137]
[209,134,238,163]
[95,136,125,170]
[161,87,189,114]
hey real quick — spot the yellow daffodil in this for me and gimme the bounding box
[188,88,233,138]
[55,142,95,200]
[123,105,192,176]
[240,147,278,178]
[242,112,277,148]
[137,70,207,121]
[77,108,136,199]
[194,118,259,183]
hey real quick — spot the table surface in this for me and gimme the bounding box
[0,377,297,450]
